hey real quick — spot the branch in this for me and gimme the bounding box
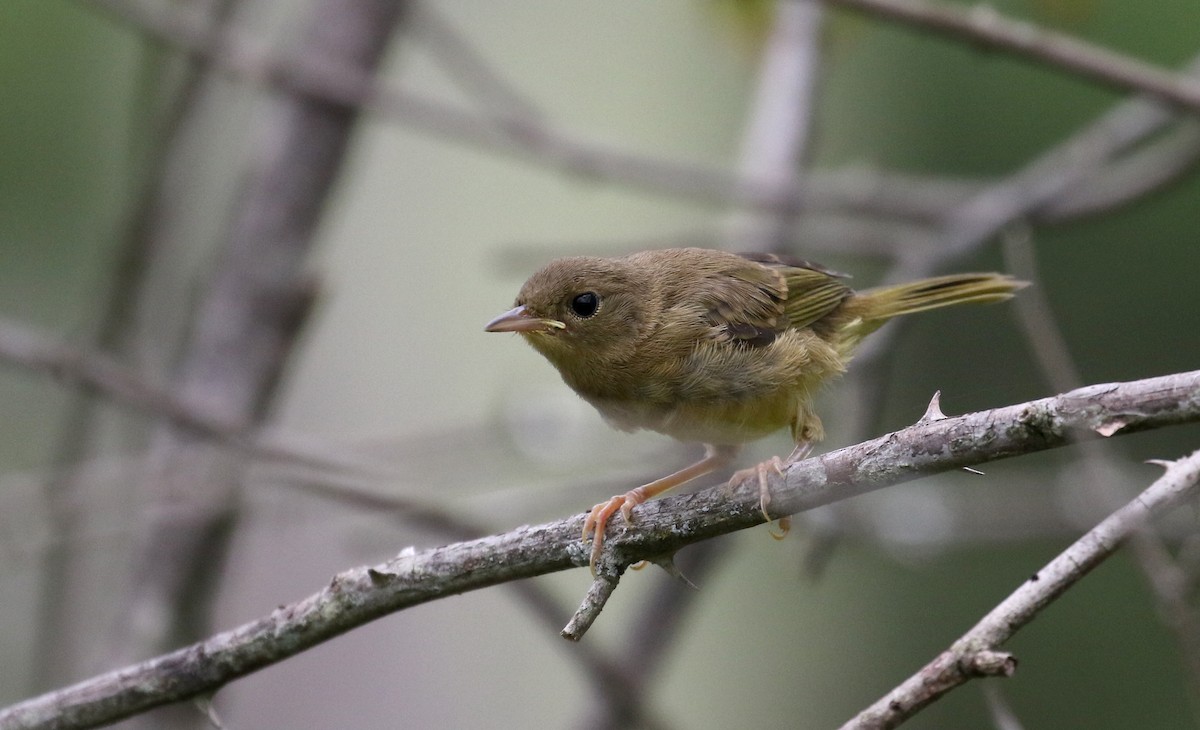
[822,0,1200,113]
[2,370,1198,730]
[841,447,1200,729]
[930,54,1200,267]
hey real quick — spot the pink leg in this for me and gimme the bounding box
[582,444,739,573]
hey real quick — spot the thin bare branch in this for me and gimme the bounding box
[1040,119,1200,221]
[822,0,1200,113]
[2,370,1198,730]
[562,574,622,641]
[841,447,1200,729]
[82,0,802,213]
[917,52,1200,274]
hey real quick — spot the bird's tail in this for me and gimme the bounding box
[839,273,1026,348]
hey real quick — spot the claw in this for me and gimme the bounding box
[732,457,786,534]
[583,494,629,575]
[730,442,811,539]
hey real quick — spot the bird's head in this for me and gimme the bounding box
[485,256,651,374]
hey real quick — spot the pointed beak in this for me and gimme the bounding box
[484,305,566,334]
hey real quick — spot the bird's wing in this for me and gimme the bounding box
[695,256,790,348]
[737,253,853,331]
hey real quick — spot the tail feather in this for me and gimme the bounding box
[840,273,1026,345]
[860,273,1025,320]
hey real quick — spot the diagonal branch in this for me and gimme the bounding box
[841,447,1200,729]
[1,370,1198,730]
[822,0,1200,113]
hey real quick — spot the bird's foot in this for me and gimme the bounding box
[731,457,791,539]
[582,486,649,575]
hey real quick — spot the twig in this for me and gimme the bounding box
[1040,118,1200,221]
[840,447,1200,729]
[822,0,1200,113]
[562,574,622,641]
[2,370,1198,730]
[82,0,802,213]
[893,51,1200,281]
[73,0,953,224]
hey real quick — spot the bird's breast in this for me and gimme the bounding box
[571,329,844,445]
[585,391,797,445]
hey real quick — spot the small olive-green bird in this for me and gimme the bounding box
[486,247,1023,571]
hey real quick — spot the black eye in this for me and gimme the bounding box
[570,292,599,318]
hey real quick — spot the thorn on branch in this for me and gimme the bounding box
[920,391,985,476]
[649,554,699,590]
[194,695,224,729]
[918,390,948,424]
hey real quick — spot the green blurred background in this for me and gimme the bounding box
[2,0,1200,728]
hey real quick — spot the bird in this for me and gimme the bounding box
[485,247,1023,572]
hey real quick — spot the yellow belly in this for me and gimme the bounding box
[583,329,842,446]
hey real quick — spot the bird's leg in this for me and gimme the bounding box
[730,441,812,539]
[583,444,739,574]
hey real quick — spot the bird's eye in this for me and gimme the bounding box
[570,292,599,318]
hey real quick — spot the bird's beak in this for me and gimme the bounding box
[484,306,566,334]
